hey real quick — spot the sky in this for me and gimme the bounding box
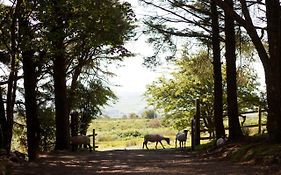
[102,0,267,117]
[102,0,171,117]
[102,33,169,117]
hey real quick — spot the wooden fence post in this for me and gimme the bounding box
[93,129,96,151]
[195,99,200,146]
[258,106,262,134]
[191,119,195,151]
[92,129,98,151]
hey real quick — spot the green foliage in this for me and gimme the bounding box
[145,50,264,130]
[141,109,158,119]
[71,80,117,117]
[127,113,139,119]
[118,130,142,138]
[38,107,56,151]
[12,107,56,153]
[1,0,137,153]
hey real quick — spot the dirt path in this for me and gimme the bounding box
[11,149,275,175]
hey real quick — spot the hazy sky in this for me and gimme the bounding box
[103,34,168,117]
[103,0,267,117]
[102,0,170,117]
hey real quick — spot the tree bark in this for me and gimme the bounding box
[22,50,40,161]
[49,0,70,150]
[0,88,7,151]
[224,0,243,140]
[265,0,281,142]
[213,0,281,142]
[6,0,21,152]
[211,0,225,139]
[19,9,41,159]
[53,47,70,150]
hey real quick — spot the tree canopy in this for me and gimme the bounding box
[145,50,264,131]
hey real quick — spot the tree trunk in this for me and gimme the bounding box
[265,0,281,142]
[6,0,22,152]
[53,48,70,150]
[68,62,83,115]
[211,0,225,139]
[23,50,40,161]
[17,0,41,159]
[50,1,70,150]
[224,0,243,140]
[0,88,7,151]
[215,0,281,142]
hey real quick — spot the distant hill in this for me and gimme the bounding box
[102,91,147,118]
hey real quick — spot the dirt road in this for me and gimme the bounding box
[11,149,275,175]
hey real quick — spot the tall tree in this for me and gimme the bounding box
[224,0,243,140]
[211,0,225,139]
[37,0,136,150]
[19,6,40,160]
[5,0,21,152]
[264,0,281,142]
[145,51,263,132]
[50,0,70,150]
[0,87,7,151]
[214,0,281,142]
[139,0,242,138]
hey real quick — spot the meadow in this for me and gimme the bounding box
[86,113,266,151]
[88,118,183,150]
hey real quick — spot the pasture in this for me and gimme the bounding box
[86,115,265,151]
[88,118,182,150]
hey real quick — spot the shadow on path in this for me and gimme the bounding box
[11,148,271,175]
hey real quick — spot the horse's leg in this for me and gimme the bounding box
[143,141,149,149]
[88,144,92,152]
[160,141,165,149]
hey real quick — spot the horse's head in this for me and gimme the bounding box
[165,137,170,145]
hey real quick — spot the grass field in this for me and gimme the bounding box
[87,118,184,150]
[86,115,266,151]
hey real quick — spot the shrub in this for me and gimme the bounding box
[147,119,162,128]
[118,130,142,138]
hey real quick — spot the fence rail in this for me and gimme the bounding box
[191,99,266,150]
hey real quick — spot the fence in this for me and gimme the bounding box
[87,129,98,151]
[191,99,266,150]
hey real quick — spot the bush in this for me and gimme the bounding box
[118,130,142,138]
[147,119,162,128]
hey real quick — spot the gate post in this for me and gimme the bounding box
[93,129,98,151]
[195,99,200,146]
[258,106,262,134]
[191,119,195,150]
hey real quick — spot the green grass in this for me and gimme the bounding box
[87,118,179,150]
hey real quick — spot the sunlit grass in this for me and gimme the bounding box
[86,114,266,151]
[87,118,180,150]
